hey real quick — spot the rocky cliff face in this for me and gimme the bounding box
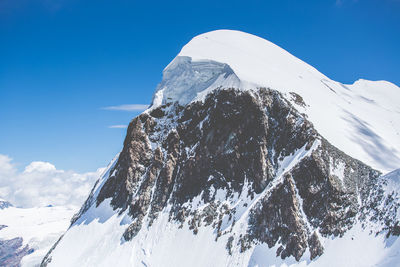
[42,87,399,266]
[0,236,33,267]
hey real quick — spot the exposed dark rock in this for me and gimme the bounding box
[290,139,380,237]
[226,236,234,255]
[97,116,154,212]
[308,231,324,260]
[41,235,64,267]
[248,174,308,261]
[0,237,33,267]
[289,92,307,108]
[0,200,13,210]
[359,170,400,237]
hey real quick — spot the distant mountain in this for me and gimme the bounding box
[41,30,400,267]
[0,204,75,266]
[0,199,13,209]
[0,236,33,267]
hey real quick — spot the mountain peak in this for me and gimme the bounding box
[151,30,400,172]
[178,29,326,88]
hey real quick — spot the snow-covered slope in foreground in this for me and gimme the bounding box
[0,205,75,266]
[44,166,400,267]
[44,212,400,267]
[153,30,400,172]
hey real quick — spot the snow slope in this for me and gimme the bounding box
[153,30,400,172]
[0,205,75,266]
[45,167,400,267]
[46,214,400,267]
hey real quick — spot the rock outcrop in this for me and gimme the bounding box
[0,237,33,267]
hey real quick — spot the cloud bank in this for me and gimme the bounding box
[0,154,104,208]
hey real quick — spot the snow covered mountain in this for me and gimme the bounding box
[0,199,13,209]
[0,202,75,267]
[41,30,400,267]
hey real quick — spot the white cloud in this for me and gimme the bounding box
[24,161,57,173]
[108,125,128,129]
[0,154,15,175]
[0,154,104,209]
[103,104,149,111]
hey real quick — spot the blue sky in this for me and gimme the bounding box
[1,0,399,172]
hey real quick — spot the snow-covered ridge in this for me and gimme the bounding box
[152,30,400,172]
